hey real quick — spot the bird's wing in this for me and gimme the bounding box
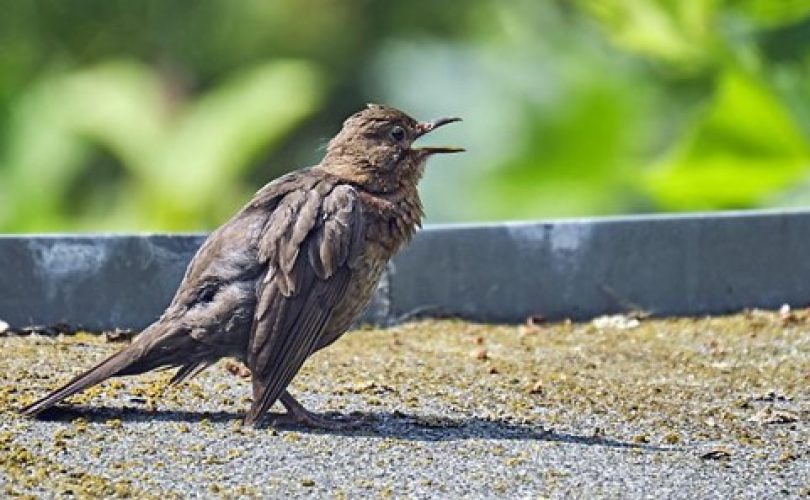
[170,169,314,305]
[245,182,365,425]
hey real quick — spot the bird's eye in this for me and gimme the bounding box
[389,126,406,142]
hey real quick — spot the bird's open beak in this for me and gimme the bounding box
[413,117,465,154]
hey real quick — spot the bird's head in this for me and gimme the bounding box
[322,104,463,193]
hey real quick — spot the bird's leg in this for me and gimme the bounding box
[268,391,354,430]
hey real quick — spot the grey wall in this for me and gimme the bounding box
[2,209,810,331]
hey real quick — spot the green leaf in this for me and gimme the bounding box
[1,60,323,231]
[644,69,810,210]
[731,0,810,28]
[577,0,717,72]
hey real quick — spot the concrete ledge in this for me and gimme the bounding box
[3,209,810,330]
[0,235,205,331]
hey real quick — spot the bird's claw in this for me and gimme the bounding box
[269,409,358,430]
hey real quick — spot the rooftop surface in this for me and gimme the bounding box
[1,311,807,497]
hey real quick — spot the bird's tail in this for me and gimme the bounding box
[20,347,142,416]
[19,325,200,416]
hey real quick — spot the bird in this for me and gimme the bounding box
[20,104,463,428]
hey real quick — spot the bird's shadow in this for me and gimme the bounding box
[32,405,670,451]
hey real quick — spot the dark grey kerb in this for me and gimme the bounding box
[2,208,810,331]
[0,234,205,331]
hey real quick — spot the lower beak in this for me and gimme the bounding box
[413,146,466,154]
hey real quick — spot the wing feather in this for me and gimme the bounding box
[245,183,364,425]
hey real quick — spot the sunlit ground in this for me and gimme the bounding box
[1,311,807,497]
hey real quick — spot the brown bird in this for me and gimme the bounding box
[20,104,463,428]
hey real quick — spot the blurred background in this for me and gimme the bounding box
[1,0,809,232]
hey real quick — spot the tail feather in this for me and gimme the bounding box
[20,323,217,417]
[19,348,140,416]
[168,361,211,386]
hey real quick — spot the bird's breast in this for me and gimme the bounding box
[317,189,421,348]
[320,253,388,348]
[358,191,423,256]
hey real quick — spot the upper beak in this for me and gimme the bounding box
[417,117,462,135]
[414,117,464,154]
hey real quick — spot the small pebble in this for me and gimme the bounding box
[471,348,488,360]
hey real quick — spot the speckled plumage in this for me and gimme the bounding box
[21,104,462,427]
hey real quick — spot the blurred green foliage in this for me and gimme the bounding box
[0,0,809,231]
[3,61,321,230]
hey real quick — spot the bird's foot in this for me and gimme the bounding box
[269,408,354,430]
[270,391,361,430]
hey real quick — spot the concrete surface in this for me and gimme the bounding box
[5,209,810,331]
[391,209,810,322]
[1,311,807,497]
[0,234,205,331]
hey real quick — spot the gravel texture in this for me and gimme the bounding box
[1,311,808,498]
